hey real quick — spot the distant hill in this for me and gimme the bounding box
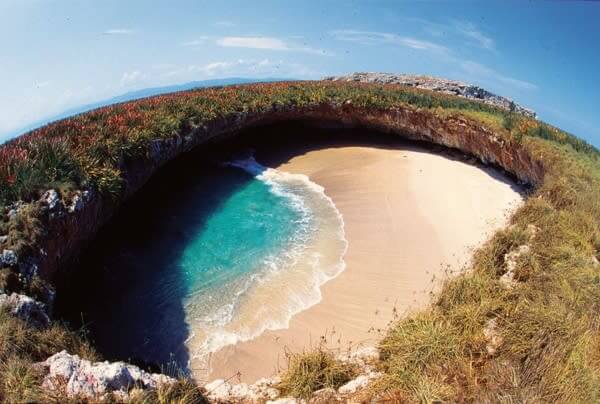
[3,77,289,143]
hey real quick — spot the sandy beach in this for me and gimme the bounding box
[206,142,523,383]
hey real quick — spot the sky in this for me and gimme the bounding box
[1,0,599,145]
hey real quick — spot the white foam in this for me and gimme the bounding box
[188,155,348,368]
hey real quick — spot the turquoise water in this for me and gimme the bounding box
[60,155,346,375]
[180,172,303,305]
[180,160,311,334]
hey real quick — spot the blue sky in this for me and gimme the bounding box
[1,1,599,145]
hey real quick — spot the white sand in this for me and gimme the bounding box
[206,144,522,383]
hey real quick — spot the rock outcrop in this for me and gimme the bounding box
[0,292,50,327]
[36,351,175,401]
[324,72,536,118]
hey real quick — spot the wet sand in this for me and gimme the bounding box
[206,143,523,383]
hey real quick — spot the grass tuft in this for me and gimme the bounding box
[278,345,358,399]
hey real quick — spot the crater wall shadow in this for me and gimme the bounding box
[55,148,255,373]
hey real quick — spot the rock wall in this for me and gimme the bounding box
[18,101,544,286]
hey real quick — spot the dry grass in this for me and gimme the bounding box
[130,377,208,404]
[278,345,358,399]
[0,307,97,402]
[362,141,600,402]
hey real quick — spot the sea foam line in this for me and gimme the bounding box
[189,155,348,366]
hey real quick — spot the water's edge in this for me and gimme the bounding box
[187,155,348,377]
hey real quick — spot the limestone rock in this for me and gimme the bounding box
[204,379,233,401]
[1,249,18,267]
[338,371,381,395]
[0,292,50,327]
[38,351,175,400]
[42,189,61,211]
[502,245,530,286]
[483,318,503,355]
[324,73,536,118]
[205,376,281,402]
[310,387,340,403]
[67,192,84,213]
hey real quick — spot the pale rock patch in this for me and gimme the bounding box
[502,245,531,286]
[37,351,175,400]
[0,292,50,327]
[483,318,503,355]
[338,371,381,394]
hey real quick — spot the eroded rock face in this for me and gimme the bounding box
[0,292,50,327]
[28,101,544,286]
[37,351,175,401]
[324,72,537,118]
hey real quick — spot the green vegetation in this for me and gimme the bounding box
[1,80,600,401]
[278,346,358,398]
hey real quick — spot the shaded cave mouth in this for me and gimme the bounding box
[54,120,524,375]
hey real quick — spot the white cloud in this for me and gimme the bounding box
[460,61,537,90]
[164,58,319,80]
[217,36,287,50]
[103,29,134,35]
[120,71,145,87]
[330,30,450,54]
[216,36,329,55]
[181,36,210,47]
[452,20,495,51]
